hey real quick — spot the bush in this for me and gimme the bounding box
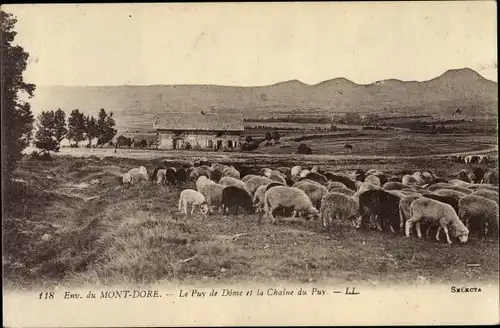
[297,143,312,154]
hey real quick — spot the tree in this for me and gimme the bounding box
[67,109,86,146]
[95,108,117,146]
[85,115,97,147]
[1,10,36,182]
[53,108,67,142]
[34,111,59,154]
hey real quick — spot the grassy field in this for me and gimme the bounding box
[3,151,499,290]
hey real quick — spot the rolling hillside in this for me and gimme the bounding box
[29,68,498,130]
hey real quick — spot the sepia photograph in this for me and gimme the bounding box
[2,2,499,327]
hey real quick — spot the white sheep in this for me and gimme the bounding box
[264,186,319,224]
[405,198,469,244]
[178,189,209,215]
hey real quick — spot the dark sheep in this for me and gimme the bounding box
[472,168,486,184]
[304,171,328,185]
[165,167,177,185]
[354,169,366,182]
[356,189,401,233]
[323,172,357,191]
[175,168,188,185]
[375,173,388,186]
[221,185,255,215]
[209,169,223,183]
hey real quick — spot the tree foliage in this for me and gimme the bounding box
[85,115,97,146]
[1,10,36,180]
[34,111,59,153]
[95,108,117,146]
[67,109,86,146]
[53,108,67,142]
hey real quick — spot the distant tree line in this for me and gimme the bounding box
[32,108,117,157]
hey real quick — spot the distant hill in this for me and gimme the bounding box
[30,68,498,131]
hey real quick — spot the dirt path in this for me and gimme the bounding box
[40,145,498,163]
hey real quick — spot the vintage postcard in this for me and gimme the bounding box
[2,2,499,327]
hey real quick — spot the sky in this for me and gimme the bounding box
[4,2,498,87]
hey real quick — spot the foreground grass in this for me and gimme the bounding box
[3,155,499,289]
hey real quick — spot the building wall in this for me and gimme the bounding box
[157,130,242,150]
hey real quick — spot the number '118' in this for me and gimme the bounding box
[39,292,54,299]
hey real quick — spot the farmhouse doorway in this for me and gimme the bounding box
[173,138,184,150]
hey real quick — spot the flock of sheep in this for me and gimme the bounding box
[122,160,499,245]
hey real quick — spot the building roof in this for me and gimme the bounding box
[154,112,244,131]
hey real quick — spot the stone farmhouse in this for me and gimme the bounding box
[153,111,244,150]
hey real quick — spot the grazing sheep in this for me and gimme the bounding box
[304,171,328,185]
[199,183,224,212]
[481,169,499,186]
[122,167,149,185]
[293,179,323,187]
[320,192,359,228]
[245,176,273,195]
[299,169,311,178]
[387,190,422,199]
[223,167,241,179]
[293,180,328,209]
[388,175,402,182]
[426,182,454,191]
[190,165,211,181]
[242,174,259,183]
[264,186,319,224]
[354,182,382,197]
[356,189,401,233]
[364,175,381,186]
[366,169,384,176]
[291,165,302,177]
[156,169,166,185]
[472,168,486,184]
[163,167,176,185]
[175,168,188,185]
[327,181,349,192]
[269,171,287,184]
[261,168,273,178]
[406,198,469,244]
[421,172,434,184]
[412,172,425,185]
[398,195,422,229]
[221,185,255,215]
[253,182,284,213]
[209,165,224,183]
[196,176,216,192]
[353,169,366,182]
[402,174,418,186]
[178,189,209,215]
[276,167,291,176]
[473,189,499,204]
[323,172,357,191]
[331,188,356,197]
[151,165,166,182]
[458,169,474,183]
[458,195,499,238]
[383,181,408,191]
[434,189,469,201]
[220,176,249,192]
[420,193,459,214]
[448,179,473,188]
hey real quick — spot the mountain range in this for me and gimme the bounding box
[29,68,498,130]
